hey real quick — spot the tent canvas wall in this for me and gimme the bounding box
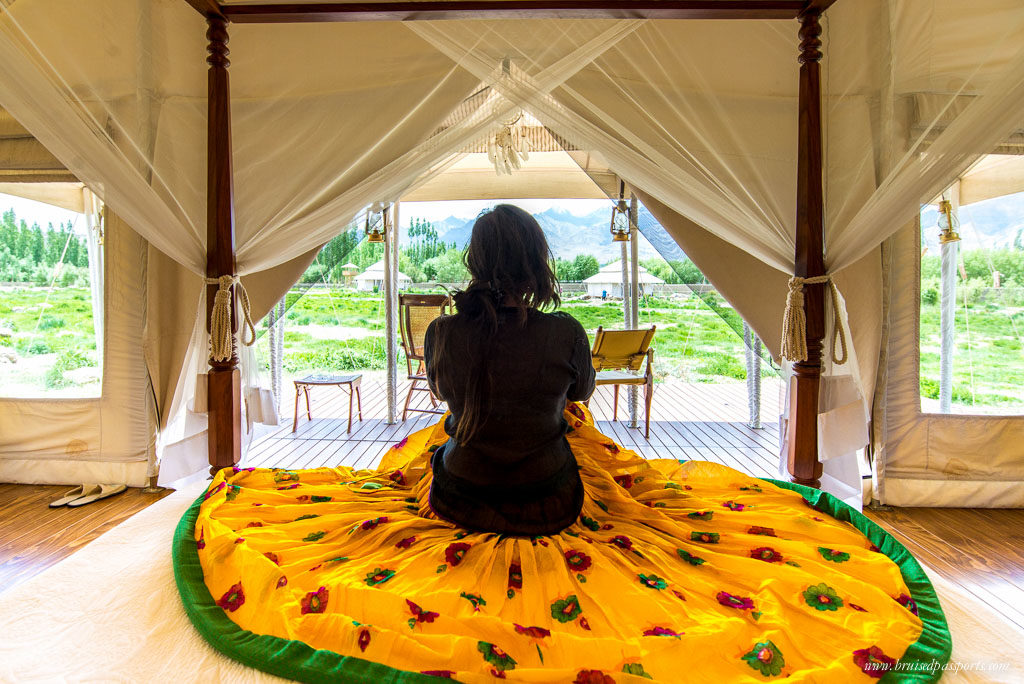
[0,0,1022,506]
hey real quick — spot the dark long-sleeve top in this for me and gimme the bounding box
[423,307,595,534]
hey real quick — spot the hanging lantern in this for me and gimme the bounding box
[610,199,630,242]
[365,202,386,243]
[937,199,960,244]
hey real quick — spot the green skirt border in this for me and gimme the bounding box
[173,479,952,683]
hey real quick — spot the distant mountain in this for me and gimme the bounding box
[420,206,662,263]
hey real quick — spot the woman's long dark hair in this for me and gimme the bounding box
[432,204,560,445]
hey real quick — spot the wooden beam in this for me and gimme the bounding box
[223,1,805,23]
[183,0,225,19]
[205,15,242,476]
[786,8,824,488]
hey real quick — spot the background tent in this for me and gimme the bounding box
[0,0,1022,504]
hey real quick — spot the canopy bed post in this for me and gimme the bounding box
[205,14,242,475]
[787,8,825,488]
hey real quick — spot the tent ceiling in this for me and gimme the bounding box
[402,150,614,201]
[0,107,76,183]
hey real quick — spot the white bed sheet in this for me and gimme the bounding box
[0,482,1020,683]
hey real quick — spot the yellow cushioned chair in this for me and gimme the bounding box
[588,325,656,438]
[398,293,451,420]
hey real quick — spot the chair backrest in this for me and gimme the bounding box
[399,293,451,361]
[590,326,656,372]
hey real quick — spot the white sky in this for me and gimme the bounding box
[0,193,83,232]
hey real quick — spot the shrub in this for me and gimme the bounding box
[694,352,747,381]
[44,348,90,389]
[38,315,66,330]
[20,339,50,355]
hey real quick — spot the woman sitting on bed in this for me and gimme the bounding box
[183,205,947,683]
[424,204,595,536]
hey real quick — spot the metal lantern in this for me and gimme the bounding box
[937,199,960,244]
[365,202,386,243]
[610,199,630,242]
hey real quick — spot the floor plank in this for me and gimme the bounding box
[865,506,1024,636]
[0,484,173,594]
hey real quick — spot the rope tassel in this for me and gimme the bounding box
[781,275,848,366]
[205,274,256,362]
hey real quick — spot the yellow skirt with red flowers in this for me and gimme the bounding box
[174,403,950,683]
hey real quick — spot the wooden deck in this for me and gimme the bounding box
[244,377,784,478]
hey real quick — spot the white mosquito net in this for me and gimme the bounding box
[1,0,1022,496]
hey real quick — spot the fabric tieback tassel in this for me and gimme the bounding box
[205,274,256,362]
[781,275,848,366]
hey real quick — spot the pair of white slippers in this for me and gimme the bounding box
[48,483,128,508]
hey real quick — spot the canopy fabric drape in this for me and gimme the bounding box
[2,0,1023,492]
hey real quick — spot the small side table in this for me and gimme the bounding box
[292,373,363,433]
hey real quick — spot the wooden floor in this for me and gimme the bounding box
[0,484,172,594]
[245,377,785,478]
[864,506,1024,637]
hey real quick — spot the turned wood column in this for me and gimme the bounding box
[787,9,825,488]
[206,15,241,475]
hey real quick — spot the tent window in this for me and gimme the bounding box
[0,193,103,398]
[918,190,1024,415]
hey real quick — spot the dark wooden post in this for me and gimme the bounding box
[206,15,241,475]
[787,9,825,488]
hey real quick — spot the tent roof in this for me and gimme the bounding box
[355,260,411,280]
[584,260,664,285]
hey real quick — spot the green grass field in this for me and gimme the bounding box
[3,285,1022,414]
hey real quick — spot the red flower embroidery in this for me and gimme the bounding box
[605,443,620,454]
[276,576,288,588]
[578,616,591,630]
[564,549,592,572]
[263,551,280,565]
[574,670,615,684]
[216,582,245,612]
[358,628,371,652]
[420,671,453,679]
[644,626,683,637]
[245,521,263,528]
[300,586,329,614]
[749,547,784,563]
[609,535,633,551]
[392,437,409,450]
[848,602,868,612]
[296,495,310,503]
[395,535,417,549]
[406,599,440,624]
[895,593,919,616]
[507,563,523,590]
[716,591,754,610]
[360,516,388,531]
[513,624,551,639]
[389,469,406,485]
[445,542,471,566]
[613,473,634,488]
[234,537,245,544]
[722,500,745,511]
[196,530,205,551]
[852,646,896,678]
[747,526,776,537]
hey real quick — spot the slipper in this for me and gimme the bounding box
[67,483,128,508]
[49,484,102,508]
